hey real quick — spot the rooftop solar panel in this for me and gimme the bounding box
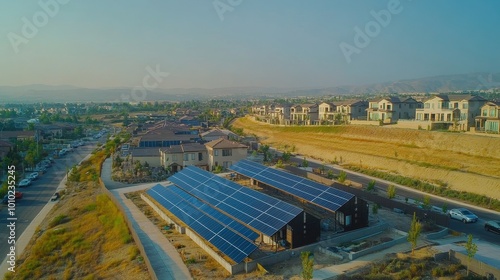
[168,166,303,237]
[146,184,257,263]
[230,159,354,212]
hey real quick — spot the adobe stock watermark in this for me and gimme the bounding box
[475,73,500,91]
[339,0,407,64]
[7,0,71,54]
[213,0,243,22]
[115,65,169,103]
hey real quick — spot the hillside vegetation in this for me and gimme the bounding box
[233,116,500,200]
[5,136,150,280]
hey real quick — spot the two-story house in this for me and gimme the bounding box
[160,143,208,172]
[290,104,318,125]
[367,97,420,123]
[205,138,248,171]
[416,94,487,131]
[269,104,291,125]
[335,100,369,122]
[318,102,337,124]
[475,101,500,133]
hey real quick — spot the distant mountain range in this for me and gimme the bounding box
[1,72,498,103]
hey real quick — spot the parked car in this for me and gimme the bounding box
[28,172,39,180]
[449,208,478,223]
[15,191,23,199]
[484,221,500,234]
[51,192,60,201]
[18,178,32,187]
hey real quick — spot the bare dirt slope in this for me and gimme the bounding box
[233,117,500,199]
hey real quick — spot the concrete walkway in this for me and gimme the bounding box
[101,158,191,279]
[110,184,192,280]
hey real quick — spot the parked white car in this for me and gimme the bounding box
[28,172,39,180]
[18,179,32,187]
[449,208,478,223]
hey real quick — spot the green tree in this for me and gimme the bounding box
[465,234,478,276]
[422,195,431,210]
[337,171,347,183]
[259,145,270,162]
[408,213,422,255]
[372,203,379,215]
[281,151,291,162]
[387,185,396,199]
[276,159,284,168]
[300,251,314,280]
[367,180,376,192]
[302,157,309,168]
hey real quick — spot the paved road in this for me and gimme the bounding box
[0,141,98,265]
[284,152,500,245]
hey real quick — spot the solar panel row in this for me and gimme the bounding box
[146,184,257,263]
[230,160,354,212]
[168,166,303,237]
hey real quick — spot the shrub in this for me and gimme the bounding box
[338,171,347,183]
[49,215,69,228]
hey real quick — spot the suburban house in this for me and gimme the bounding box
[318,102,337,124]
[269,104,291,125]
[416,94,487,130]
[475,101,500,133]
[201,129,238,142]
[334,100,369,122]
[130,148,162,167]
[138,125,200,148]
[290,104,319,125]
[252,104,274,117]
[0,130,38,142]
[205,138,248,171]
[367,97,420,123]
[160,143,208,172]
[179,115,200,127]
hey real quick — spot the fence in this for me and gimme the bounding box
[450,250,500,279]
[98,179,157,280]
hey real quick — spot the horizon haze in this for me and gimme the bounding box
[1,1,500,90]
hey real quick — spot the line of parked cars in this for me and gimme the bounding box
[447,207,499,235]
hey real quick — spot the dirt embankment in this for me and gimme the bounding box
[233,117,500,199]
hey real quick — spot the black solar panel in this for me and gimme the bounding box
[168,166,303,237]
[146,184,257,263]
[230,159,354,212]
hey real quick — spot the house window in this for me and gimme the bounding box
[490,109,496,117]
[425,103,430,109]
[463,103,468,109]
[198,152,203,161]
[172,155,177,161]
[191,153,195,160]
[222,149,232,156]
[214,150,218,156]
[223,161,232,168]
[183,154,188,161]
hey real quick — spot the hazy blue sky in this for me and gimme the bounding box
[1,0,499,89]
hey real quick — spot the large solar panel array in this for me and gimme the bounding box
[230,159,354,212]
[146,184,257,263]
[168,166,303,237]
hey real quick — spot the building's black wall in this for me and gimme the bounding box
[286,211,321,248]
[337,196,369,231]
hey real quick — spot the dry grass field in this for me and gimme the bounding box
[233,117,500,200]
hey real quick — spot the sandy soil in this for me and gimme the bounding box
[233,117,500,199]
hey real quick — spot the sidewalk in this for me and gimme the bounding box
[110,184,192,280]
